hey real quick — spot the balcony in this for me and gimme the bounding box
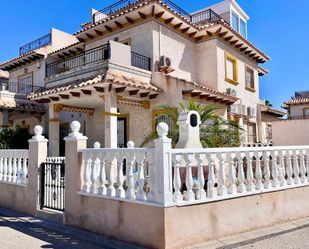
[46,42,151,77]
[0,82,42,95]
[20,34,51,56]
[93,0,229,25]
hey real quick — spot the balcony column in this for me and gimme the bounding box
[0,109,10,131]
[102,89,118,148]
[48,103,63,156]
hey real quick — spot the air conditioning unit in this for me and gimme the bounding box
[241,105,247,115]
[247,107,256,117]
[266,127,272,138]
[227,88,238,98]
[160,55,175,74]
[228,103,238,114]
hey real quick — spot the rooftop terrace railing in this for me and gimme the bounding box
[0,82,42,95]
[20,34,51,56]
[93,0,229,25]
[46,43,151,77]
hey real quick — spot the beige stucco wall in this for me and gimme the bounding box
[290,104,309,118]
[272,119,309,146]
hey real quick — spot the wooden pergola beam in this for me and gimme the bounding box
[115,21,123,28]
[59,94,69,99]
[126,17,134,24]
[81,90,91,95]
[219,31,228,37]
[115,87,126,93]
[94,87,104,93]
[94,29,102,36]
[105,25,112,32]
[140,92,150,98]
[129,90,139,95]
[49,97,59,101]
[70,92,80,97]
[165,17,174,24]
[182,27,190,33]
[86,34,94,39]
[156,11,164,18]
[189,32,197,37]
[174,23,183,29]
[138,11,146,19]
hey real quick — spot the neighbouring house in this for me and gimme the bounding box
[272,91,309,146]
[1,0,284,155]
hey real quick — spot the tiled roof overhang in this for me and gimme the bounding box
[260,105,286,117]
[258,66,269,76]
[284,96,309,106]
[0,70,9,80]
[0,99,46,112]
[49,41,85,58]
[73,0,270,63]
[0,51,44,71]
[27,72,162,102]
[281,104,289,109]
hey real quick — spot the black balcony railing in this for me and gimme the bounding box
[46,44,110,77]
[46,43,151,77]
[20,34,51,56]
[131,52,151,71]
[93,0,229,25]
[0,82,42,95]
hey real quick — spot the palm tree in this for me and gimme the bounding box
[265,100,273,107]
[140,98,244,148]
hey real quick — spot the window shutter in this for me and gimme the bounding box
[227,58,234,80]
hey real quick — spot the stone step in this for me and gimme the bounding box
[35,208,64,224]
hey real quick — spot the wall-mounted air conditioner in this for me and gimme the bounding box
[227,88,238,98]
[228,103,238,114]
[241,105,247,115]
[247,107,256,117]
[160,55,175,74]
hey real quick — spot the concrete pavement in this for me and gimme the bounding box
[0,207,145,249]
[187,217,309,249]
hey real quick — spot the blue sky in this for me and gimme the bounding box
[0,0,308,111]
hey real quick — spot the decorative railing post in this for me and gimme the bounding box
[254,151,264,190]
[125,151,136,199]
[184,153,195,201]
[82,155,92,193]
[115,152,125,198]
[206,153,217,198]
[90,152,98,194]
[263,151,271,189]
[306,149,309,182]
[106,152,116,197]
[286,150,294,185]
[300,149,307,183]
[293,150,300,184]
[237,152,246,193]
[3,156,8,182]
[278,150,287,187]
[227,152,237,194]
[136,153,146,201]
[154,123,173,206]
[98,151,107,195]
[147,152,156,202]
[217,152,227,196]
[245,151,255,192]
[7,154,12,182]
[0,155,3,181]
[271,150,280,188]
[12,156,17,183]
[172,154,183,203]
[196,153,207,199]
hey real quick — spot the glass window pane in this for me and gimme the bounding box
[249,123,256,143]
[246,68,254,88]
[232,12,239,32]
[240,19,246,38]
[227,58,234,80]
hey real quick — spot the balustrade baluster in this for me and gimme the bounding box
[7,156,12,182]
[125,152,136,199]
[3,156,8,182]
[300,150,307,183]
[57,163,61,209]
[0,155,3,181]
[306,150,309,182]
[263,151,271,189]
[82,153,92,193]
[228,153,237,194]
[184,153,195,201]
[217,153,227,196]
[255,151,264,190]
[246,152,255,192]
[12,157,17,183]
[271,151,280,188]
[278,151,287,187]
[17,157,22,175]
[21,156,28,185]
[90,153,99,194]
[147,152,156,202]
[286,150,294,185]
[196,153,207,199]
[115,152,125,198]
[172,154,183,203]
[293,150,300,184]
[106,153,116,196]
[136,153,146,201]
[207,153,217,198]
[237,152,246,193]
[98,153,107,195]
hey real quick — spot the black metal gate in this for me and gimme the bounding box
[40,158,65,211]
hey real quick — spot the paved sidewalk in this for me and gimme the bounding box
[0,207,145,249]
[186,217,309,249]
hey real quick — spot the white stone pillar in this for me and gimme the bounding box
[103,89,118,148]
[64,121,87,225]
[154,123,173,206]
[28,125,48,215]
[48,103,62,156]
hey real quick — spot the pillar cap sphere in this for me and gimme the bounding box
[71,121,81,132]
[34,125,43,135]
[157,122,169,137]
[127,141,134,148]
[94,142,101,149]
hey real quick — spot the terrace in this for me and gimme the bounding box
[0,81,42,95]
[92,0,229,25]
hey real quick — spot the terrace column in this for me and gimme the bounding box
[102,89,118,148]
[0,109,10,131]
[48,103,63,156]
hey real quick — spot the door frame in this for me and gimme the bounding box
[118,114,130,147]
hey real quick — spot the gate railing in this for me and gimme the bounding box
[0,150,29,185]
[40,157,65,211]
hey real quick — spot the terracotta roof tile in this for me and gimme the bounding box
[0,70,9,79]
[284,96,309,105]
[193,83,239,101]
[0,51,41,68]
[49,41,84,56]
[0,99,46,111]
[27,72,161,100]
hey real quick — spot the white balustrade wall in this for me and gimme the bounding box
[0,150,29,186]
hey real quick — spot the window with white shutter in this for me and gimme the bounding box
[225,52,238,85]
